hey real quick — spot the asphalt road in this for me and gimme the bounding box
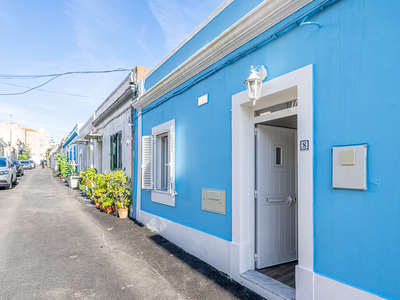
[0,168,264,300]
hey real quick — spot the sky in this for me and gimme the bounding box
[0,0,224,143]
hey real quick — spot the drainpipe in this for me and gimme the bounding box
[129,69,137,219]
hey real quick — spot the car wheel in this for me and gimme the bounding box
[13,175,17,184]
[6,178,12,189]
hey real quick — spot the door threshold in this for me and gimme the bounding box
[240,270,295,300]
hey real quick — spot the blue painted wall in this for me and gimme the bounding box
[141,72,233,240]
[144,0,264,90]
[138,0,400,298]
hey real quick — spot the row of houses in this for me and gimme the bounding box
[52,1,399,299]
[50,65,150,175]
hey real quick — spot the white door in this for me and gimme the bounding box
[256,125,297,269]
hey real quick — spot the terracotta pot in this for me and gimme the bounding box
[94,201,100,206]
[117,208,128,219]
[112,205,116,213]
[104,206,113,214]
[99,204,103,211]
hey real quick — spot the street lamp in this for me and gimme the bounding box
[244,65,267,105]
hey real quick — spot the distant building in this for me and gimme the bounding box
[0,122,25,147]
[23,127,51,163]
[0,138,6,156]
[0,121,51,162]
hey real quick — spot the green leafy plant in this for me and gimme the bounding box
[21,145,31,159]
[18,154,28,160]
[54,153,68,177]
[63,162,73,177]
[84,168,98,196]
[101,199,114,208]
[111,170,131,209]
[78,170,87,192]
[93,174,107,202]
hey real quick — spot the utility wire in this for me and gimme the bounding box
[0,68,130,79]
[0,81,104,100]
[0,68,131,96]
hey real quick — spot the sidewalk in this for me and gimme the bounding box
[63,171,265,300]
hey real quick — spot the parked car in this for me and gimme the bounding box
[12,160,24,177]
[0,157,17,189]
[29,160,36,168]
[20,160,32,170]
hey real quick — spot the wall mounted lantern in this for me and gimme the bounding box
[244,65,267,105]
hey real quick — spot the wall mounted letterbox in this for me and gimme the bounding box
[332,145,367,190]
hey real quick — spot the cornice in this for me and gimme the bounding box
[93,87,134,127]
[143,0,234,81]
[132,0,312,111]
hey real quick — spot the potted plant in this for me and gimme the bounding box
[65,162,79,188]
[111,170,131,219]
[78,170,87,193]
[86,168,98,199]
[54,153,68,179]
[101,199,114,214]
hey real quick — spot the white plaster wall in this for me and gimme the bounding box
[93,139,103,174]
[0,122,25,146]
[77,144,87,173]
[96,101,132,177]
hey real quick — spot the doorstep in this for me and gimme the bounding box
[240,270,295,300]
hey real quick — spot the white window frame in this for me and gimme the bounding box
[155,131,169,191]
[142,119,176,207]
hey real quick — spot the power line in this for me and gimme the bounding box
[0,68,131,96]
[0,68,130,79]
[0,82,104,100]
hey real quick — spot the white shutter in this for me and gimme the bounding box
[142,135,153,190]
[168,125,177,196]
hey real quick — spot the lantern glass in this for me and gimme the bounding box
[254,79,262,99]
[246,80,255,99]
[245,77,263,101]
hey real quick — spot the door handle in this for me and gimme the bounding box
[288,196,293,206]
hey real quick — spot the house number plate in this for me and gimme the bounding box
[300,140,309,151]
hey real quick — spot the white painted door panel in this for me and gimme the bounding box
[256,125,297,269]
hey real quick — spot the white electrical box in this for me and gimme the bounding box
[332,145,367,190]
[202,188,225,215]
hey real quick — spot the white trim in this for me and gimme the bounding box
[136,109,143,220]
[133,0,311,111]
[151,119,176,207]
[231,64,313,299]
[138,210,230,274]
[314,273,386,300]
[143,0,234,81]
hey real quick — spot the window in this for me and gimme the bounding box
[142,119,176,207]
[275,146,283,166]
[254,99,297,117]
[110,131,122,170]
[156,133,169,191]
